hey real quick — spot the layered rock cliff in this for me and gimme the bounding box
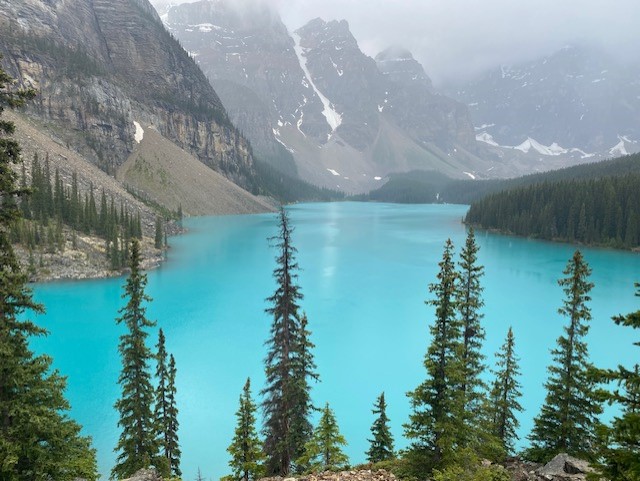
[0,0,256,188]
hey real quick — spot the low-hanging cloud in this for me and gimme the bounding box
[161,0,640,86]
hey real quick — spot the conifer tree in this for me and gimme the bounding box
[262,207,318,475]
[456,228,487,443]
[367,392,395,463]
[112,239,160,479]
[290,312,319,473]
[297,403,349,472]
[593,283,640,480]
[405,239,464,474]
[166,354,181,477]
[0,60,97,481]
[227,378,265,481]
[154,329,173,477]
[489,327,523,454]
[527,250,602,462]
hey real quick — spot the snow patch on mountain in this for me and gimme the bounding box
[476,130,596,159]
[610,139,629,156]
[327,168,341,176]
[292,32,342,132]
[476,132,499,147]
[514,137,568,156]
[133,121,144,143]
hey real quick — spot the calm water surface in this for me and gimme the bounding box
[31,202,640,480]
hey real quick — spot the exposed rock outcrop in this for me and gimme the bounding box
[122,468,163,481]
[261,469,399,481]
[504,454,596,481]
[0,0,256,188]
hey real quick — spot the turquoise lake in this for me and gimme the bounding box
[31,202,640,480]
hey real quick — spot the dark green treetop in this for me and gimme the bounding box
[297,403,349,472]
[593,283,640,480]
[456,228,488,448]
[405,238,465,475]
[227,378,265,481]
[262,207,317,475]
[112,238,161,479]
[489,327,523,454]
[527,250,602,462]
[366,392,395,463]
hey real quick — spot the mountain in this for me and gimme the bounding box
[160,0,500,193]
[447,45,640,160]
[0,0,258,191]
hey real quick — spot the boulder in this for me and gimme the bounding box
[122,469,163,481]
[536,453,594,479]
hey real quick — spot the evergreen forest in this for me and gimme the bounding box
[465,174,640,249]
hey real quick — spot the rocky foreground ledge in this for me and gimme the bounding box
[121,453,595,481]
[505,453,595,481]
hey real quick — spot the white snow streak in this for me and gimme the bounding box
[292,33,342,132]
[514,137,568,156]
[133,121,144,143]
[463,171,476,180]
[610,138,629,156]
[327,168,341,176]
[476,132,499,147]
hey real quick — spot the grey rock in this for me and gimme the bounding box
[0,0,255,189]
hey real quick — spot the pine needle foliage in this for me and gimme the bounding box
[112,239,160,479]
[489,327,523,454]
[0,58,97,481]
[593,283,640,480]
[261,207,318,476]
[367,392,395,463]
[456,228,488,445]
[165,354,180,477]
[227,378,265,481]
[526,250,602,462]
[154,329,180,477]
[297,403,349,472]
[405,238,465,474]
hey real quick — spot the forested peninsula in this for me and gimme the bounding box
[465,153,640,250]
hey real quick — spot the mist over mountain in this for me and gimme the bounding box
[161,0,504,192]
[447,45,640,159]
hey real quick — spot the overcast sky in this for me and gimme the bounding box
[161,0,640,86]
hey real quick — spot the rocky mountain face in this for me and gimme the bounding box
[0,0,256,189]
[161,0,495,192]
[448,45,640,160]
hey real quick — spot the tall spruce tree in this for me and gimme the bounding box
[456,228,487,443]
[297,403,349,472]
[262,207,317,475]
[112,239,160,479]
[290,312,319,473]
[0,60,97,481]
[489,327,523,454]
[154,329,180,477]
[405,238,464,474]
[367,392,395,463]
[165,354,181,477]
[593,283,640,480]
[527,250,602,462]
[227,378,265,481]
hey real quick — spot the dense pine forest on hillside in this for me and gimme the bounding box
[360,153,640,205]
[465,174,640,249]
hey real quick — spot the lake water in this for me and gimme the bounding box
[31,202,640,480]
